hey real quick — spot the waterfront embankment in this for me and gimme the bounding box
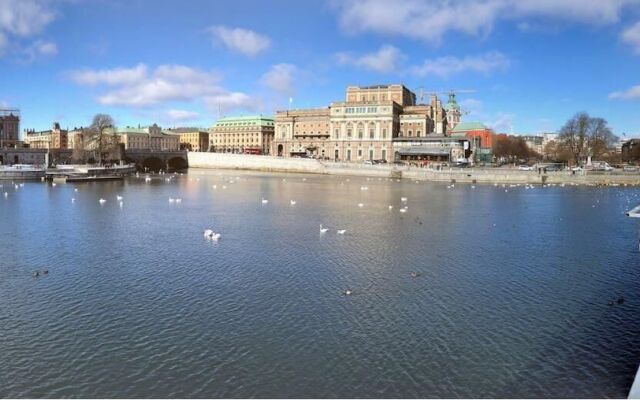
[188,152,640,186]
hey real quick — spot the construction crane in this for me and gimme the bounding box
[416,88,475,104]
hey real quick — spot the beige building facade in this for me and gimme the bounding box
[168,128,210,152]
[117,124,179,151]
[209,115,274,155]
[24,122,68,149]
[273,84,449,162]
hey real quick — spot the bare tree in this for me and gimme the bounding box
[84,114,115,165]
[558,112,617,165]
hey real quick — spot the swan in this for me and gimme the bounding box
[204,229,214,238]
[145,177,152,183]
[74,188,78,192]
[471,185,476,189]
[99,198,106,204]
[344,289,352,296]
[52,183,57,187]
[222,185,227,189]
[175,198,182,203]
[261,198,269,204]
[337,229,346,234]
[169,198,175,203]
[320,224,328,233]
[388,205,393,210]
[401,197,408,202]
[399,207,407,213]
[212,185,217,189]
[116,195,123,201]
[290,200,296,205]
[357,203,364,208]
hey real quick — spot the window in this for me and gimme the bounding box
[382,128,387,139]
[416,130,421,137]
[399,130,403,137]
[358,128,363,139]
[369,149,374,160]
[358,149,362,157]
[334,128,339,138]
[347,149,351,161]
[347,128,352,138]
[408,130,412,137]
[369,126,375,139]
[381,149,387,160]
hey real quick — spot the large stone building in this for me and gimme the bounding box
[167,128,210,152]
[209,115,274,155]
[0,109,20,148]
[24,122,68,149]
[273,84,456,162]
[116,124,179,151]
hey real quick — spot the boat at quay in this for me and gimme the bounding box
[0,165,46,180]
[45,163,136,183]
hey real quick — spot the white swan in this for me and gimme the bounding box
[74,188,78,192]
[337,229,346,234]
[99,198,106,204]
[290,200,296,205]
[399,207,407,213]
[320,224,329,233]
[175,198,182,203]
[261,198,269,204]
[116,195,123,201]
[204,229,214,237]
[52,183,57,187]
[401,197,408,202]
[212,185,217,189]
[145,177,152,183]
[388,205,393,210]
[357,203,364,208]
[169,198,175,203]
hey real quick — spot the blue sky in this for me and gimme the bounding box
[1,0,640,136]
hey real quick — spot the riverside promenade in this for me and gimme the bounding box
[188,152,640,186]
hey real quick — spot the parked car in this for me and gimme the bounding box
[363,159,373,165]
[518,165,533,171]
[624,165,638,172]
[571,166,584,172]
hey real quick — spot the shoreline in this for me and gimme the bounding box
[188,152,640,187]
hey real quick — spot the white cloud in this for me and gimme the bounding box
[207,26,270,57]
[333,0,632,43]
[0,0,56,37]
[335,45,405,73]
[204,92,263,114]
[166,109,200,122]
[622,22,640,54]
[21,39,57,62]
[69,63,260,114]
[412,51,510,78]
[609,84,640,100]
[487,112,515,133]
[260,63,297,96]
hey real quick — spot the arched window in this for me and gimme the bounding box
[416,130,421,137]
[408,130,412,137]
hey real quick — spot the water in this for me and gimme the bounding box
[1,171,640,398]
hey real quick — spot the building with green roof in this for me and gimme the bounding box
[445,92,461,129]
[209,115,275,154]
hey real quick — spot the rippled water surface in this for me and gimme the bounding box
[2,170,640,398]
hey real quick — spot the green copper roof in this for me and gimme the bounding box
[446,92,460,111]
[213,115,274,128]
[450,121,488,133]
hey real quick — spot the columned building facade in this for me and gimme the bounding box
[273,84,450,162]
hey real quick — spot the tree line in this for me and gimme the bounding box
[491,112,619,165]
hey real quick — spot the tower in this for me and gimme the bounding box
[445,92,461,130]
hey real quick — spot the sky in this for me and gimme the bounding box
[1,0,640,136]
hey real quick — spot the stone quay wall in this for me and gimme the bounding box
[188,152,640,186]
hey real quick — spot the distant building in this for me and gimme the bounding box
[167,128,209,152]
[622,139,640,162]
[209,115,275,155]
[445,92,461,130]
[273,84,451,162]
[521,135,544,155]
[450,121,494,163]
[0,109,21,148]
[116,124,180,151]
[0,148,47,165]
[24,122,68,149]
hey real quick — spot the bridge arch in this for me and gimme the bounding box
[142,157,164,172]
[168,157,188,171]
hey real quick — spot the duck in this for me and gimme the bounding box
[320,224,329,233]
[410,272,421,278]
[618,297,625,305]
[42,269,48,275]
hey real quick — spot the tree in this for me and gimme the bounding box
[84,114,118,165]
[493,134,534,162]
[558,112,617,166]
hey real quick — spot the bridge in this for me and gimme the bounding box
[48,149,189,171]
[124,150,188,171]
